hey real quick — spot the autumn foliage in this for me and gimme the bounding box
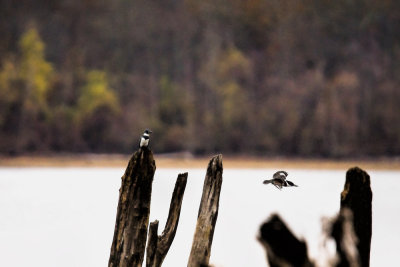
[0,0,399,156]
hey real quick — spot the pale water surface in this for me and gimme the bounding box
[0,168,399,266]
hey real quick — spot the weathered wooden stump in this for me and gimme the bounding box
[330,208,360,267]
[188,154,223,267]
[146,173,188,267]
[109,148,156,267]
[258,214,314,267]
[340,167,372,267]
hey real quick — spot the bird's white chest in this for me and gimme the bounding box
[140,137,149,147]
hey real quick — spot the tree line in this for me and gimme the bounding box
[1,0,399,157]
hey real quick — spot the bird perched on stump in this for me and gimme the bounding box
[140,129,152,148]
[263,170,298,190]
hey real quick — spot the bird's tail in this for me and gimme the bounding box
[286,180,298,187]
[263,179,272,184]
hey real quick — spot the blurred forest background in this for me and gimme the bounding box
[1,0,400,157]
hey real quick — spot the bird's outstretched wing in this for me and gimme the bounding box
[264,171,298,190]
[273,170,288,181]
[286,180,298,187]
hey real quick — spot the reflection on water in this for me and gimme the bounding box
[0,168,398,267]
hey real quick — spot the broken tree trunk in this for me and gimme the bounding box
[109,148,156,267]
[146,173,188,267]
[187,154,223,267]
[330,208,360,267]
[340,167,372,267]
[258,214,314,267]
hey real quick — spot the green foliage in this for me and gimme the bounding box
[74,70,121,151]
[0,27,54,117]
[0,59,19,104]
[155,75,189,151]
[158,75,186,126]
[213,46,252,151]
[0,27,55,152]
[77,70,120,120]
[19,27,54,112]
[0,59,18,128]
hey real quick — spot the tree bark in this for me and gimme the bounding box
[258,214,314,267]
[146,173,188,267]
[187,154,223,267]
[109,148,156,267]
[340,167,372,267]
[330,208,360,267]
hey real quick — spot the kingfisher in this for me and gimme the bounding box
[263,170,298,190]
[140,129,152,148]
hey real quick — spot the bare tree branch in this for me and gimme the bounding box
[146,173,188,267]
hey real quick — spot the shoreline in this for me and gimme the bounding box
[0,153,399,170]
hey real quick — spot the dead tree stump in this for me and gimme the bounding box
[109,148,156,267]
[340,167,372,267]
[188,154,223,267]
[258,214,314,267]
[330,208,360,267]
[146,173,188,267]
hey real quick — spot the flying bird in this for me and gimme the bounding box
[140,129,152,148]
[263,170,298,190]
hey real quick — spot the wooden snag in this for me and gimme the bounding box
[340,167,372,267]
[188,154,223,267]
[330,208,360,267]
[109,148,156,267]
[146,173,188,267]
[258,214,314,267]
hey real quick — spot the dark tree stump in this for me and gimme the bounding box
[146,173,188,267]
[258,214,314,267]
[340,167,372,267]
[330,208,360,267]
[109,148,156,267]
[188,154,223,267]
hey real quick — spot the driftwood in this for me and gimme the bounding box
[340,167,372,267]
[109,148,156,267]
[146,173,188,267]
[258,214,314,267]
[188,154,223,267]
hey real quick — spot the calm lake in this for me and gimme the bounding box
[0,167,399,266]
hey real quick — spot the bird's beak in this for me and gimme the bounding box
[148,130,153,134]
